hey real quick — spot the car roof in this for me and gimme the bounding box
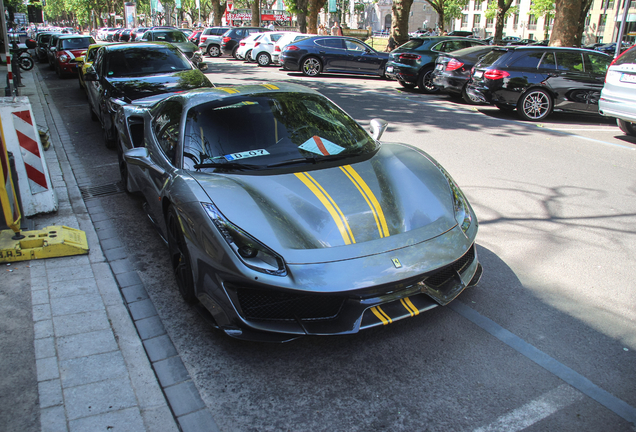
[502,45,612,55]
[102,41,180,51]
[58,35,92,40]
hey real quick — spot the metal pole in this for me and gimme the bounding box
[615,0,630,58]
[0,0,16,99]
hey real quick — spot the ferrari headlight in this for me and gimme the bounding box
[202,202,286,276]
[106,98,126,114]
[60,54,69,63]
[433,163,474,235]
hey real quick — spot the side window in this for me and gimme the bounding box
[271,34,282,42]
[538,52,556,70]
[442,40,469,52]
[556,51,584,72]
[93,48,104,75]
[585,53,611,75]
[431,42,444,51]
[510,52,543,69]
[345,39,366,52]
[317,38,345,49]
[236,29,245,38]
[152,101,183,165]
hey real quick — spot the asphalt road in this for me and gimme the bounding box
[37,56,636,432]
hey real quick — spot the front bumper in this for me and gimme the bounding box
[196,234,482,341]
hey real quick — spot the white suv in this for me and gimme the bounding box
[599,45,636,136]
[251,32,309,66]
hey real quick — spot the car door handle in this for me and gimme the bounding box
[319,51,326,54]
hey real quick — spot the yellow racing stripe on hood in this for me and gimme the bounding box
[295,172,355,245]
[340,165,390,238]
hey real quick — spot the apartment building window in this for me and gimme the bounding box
[513,13,519,28]
[598,14,607,32]
[473,14,481,28]
[486,17,494,28]
[528,15,537,30]
[462,14,469,27]
[474,1,482,11]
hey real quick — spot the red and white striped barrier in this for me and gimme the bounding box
[0,97,58,216]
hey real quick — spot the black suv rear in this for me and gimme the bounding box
[466,46,612,121]
[221,27,271,59]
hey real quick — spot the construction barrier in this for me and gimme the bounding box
[0,118,21,232]
[0,96,58,216]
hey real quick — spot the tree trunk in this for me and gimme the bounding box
[391,0,414,45]
[251,0,260,26]
[307,0,327,34]
[550,0,581,47]
[211,0,226,26]
[574,0,594,46]
[493,0,513,45]
[295,0,310,33]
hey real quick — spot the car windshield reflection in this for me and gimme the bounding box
[183,92,378,172]
[107,48,191,77]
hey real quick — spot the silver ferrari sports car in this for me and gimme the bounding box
[114,83,482,342]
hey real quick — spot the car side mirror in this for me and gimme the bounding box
[198,62,208,71]
[84,65,98,81]
[370,118,388,140]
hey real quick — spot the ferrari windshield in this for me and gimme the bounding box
[107,47,191,77]
[183,92,378,171]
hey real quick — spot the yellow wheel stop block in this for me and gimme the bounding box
[0,226,89,263]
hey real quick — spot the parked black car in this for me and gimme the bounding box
[221,27,271,59]
[280,35,389,78]
[385,36,485,92]
[84,42,213,148]
[432,45,499,103]
[35,32,59,63]
[140,28,203,65]
[466,46,612,121]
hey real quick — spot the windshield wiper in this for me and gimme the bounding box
[267,154,347,168]
[193,161,261,171]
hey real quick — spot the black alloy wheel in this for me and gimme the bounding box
[166,206,197,304]
[462,84,481,105]
[517,88,552,121]
[417,67,439,93]
[302,56,322,77]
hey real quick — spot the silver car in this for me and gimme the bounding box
[599,45,636,136]
[114,83,481,342]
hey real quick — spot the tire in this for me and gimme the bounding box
[103,126,116,149]
[301,56,321,77]
[207,45,220,57]
[461,84,481,105]
[166,206,197,304]
[398,81,417,89]
[417,67,439,93]
[617,119,636,136]
[257,52,271,67]
[244,49,253,62]
[116,143,131,193]
[19,56,34,71]
[517,88,552,121]
[232,46,239,59]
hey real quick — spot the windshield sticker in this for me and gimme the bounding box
[224,149,270,161]
[299,136,344,156]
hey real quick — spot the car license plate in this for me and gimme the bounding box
[386,66,393,73]
[620,73,636,83]
[474,70,483,79]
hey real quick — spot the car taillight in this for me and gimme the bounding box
[275,46,281,52]
[223,36,231,43]
[284,45,299,51]
[446,59,464,71]
[240,42,245,46]
[200,36,207,43]
[484,69,510,80]
[398,53,421,61]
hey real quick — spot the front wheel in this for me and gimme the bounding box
[166,206,197,304]
[207,45,220,57]
[417,67,439,93]
[517,88,552,121]
[302,56,321,77]
[617,119,636,136]
[19,56,34,71]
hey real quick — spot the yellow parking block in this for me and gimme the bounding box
[0,226,89,263]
